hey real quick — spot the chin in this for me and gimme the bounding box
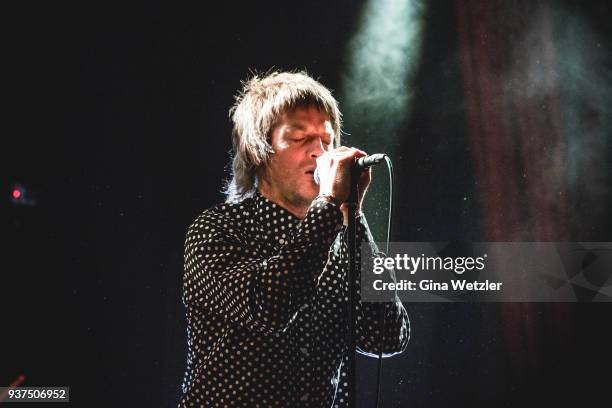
[297,186,318,204]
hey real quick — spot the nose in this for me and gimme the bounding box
[310,136,326,158]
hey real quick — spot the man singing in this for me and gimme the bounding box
[179,71,409,407]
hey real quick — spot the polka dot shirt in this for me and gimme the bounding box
[179,191,409,407]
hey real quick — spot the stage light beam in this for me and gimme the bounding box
[341,0,426,239]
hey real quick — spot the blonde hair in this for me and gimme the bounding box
[225,71,342,202]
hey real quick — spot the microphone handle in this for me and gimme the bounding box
[314,153,386,184]
[355,153,387,170]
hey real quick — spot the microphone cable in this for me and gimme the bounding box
[374,155,394,408]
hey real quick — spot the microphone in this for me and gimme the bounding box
[314,153,387,184]
[355,153,387,170]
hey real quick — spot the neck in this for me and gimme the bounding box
[257,184,309,219]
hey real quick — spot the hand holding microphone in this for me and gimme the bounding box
[314,152,387,185]
[314,147,385,216]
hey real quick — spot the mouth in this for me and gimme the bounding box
[305,170,318,185]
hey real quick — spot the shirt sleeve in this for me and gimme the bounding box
[183,199,344,335]
[354,215,410,357]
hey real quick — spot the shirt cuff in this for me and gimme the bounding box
[294,198,344,249]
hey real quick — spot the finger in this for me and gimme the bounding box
[361,167,372,181]
[352,147,367,157]
[342,147,367,159]
[333,147,364,161]
[337,153,359,164]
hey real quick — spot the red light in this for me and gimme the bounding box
[12,188,22,199]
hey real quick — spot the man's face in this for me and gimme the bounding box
[258,105,334,210]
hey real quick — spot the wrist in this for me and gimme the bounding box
[314,193,338,206]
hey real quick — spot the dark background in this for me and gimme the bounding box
[3,1,611,407]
